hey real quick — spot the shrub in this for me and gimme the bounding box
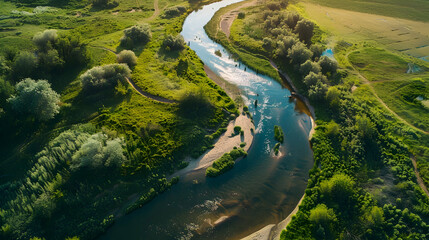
[274,125,284,143]
[55,33,90,66]
[0,77,14,106]
[37,49,64,71]
[240,142,246,148]
[206,148,247,177]
[308,81,328,101]
[310,44,324,60]
[303,72,327,87]
[178,89,214,118]
[92,0,119,9]
[288,42,312,65]
[8,78,60,121]
[234,125,242,134]
[12,51,37,79]
[120,24,151,48]
[238,12,245,19]
[285,12,301,29]
[33,29,58,51]
[162,34,185,51]
[80,64,131,92]
[276,35,298,59]
[300,60,321,76]
[229,147,247,159]
[70,133,126,170]
[162,6,187,18]
[117,50,137,67]
[274,142,280,155]
[309,204,337,239]
[319,56,338,74]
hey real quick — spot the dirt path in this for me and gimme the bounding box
[219,0,257,37]
[411,155,429,197]
[147,0,160,21]
[346,51,429,135]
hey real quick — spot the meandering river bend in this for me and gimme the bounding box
[100,0,313,239]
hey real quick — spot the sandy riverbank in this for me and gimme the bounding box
[171,67,255,177]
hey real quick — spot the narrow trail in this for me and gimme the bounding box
[345,51,429,135]
[411,155,429,197]
[89,46,176,104]
[219,0,257,37]
[147,0,160,21]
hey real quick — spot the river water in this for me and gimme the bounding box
[100,0,313,239]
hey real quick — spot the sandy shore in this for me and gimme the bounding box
[171,67,255,177]
[219,0,258,37]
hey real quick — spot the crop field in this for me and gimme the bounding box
[301,2,429,59]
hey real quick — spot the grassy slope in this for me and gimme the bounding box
[306,0,429,22]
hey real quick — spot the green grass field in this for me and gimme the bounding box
[306,0,429,22]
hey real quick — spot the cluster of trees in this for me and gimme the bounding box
[206,147,247,177]
[120,24,151,49]
[80,63,131,92]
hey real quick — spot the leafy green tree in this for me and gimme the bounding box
[320,174,356,213]
[309,204,337,239]
[55,33,89,67]
[117,50,137,67]
[120,24,151,49]
[80,64,131,92]
[303,72,327,87]
[300,60,321,76]
[310,44,324,60]
[13,51,37,80]
[319,56,338,74]
[294,19,314,44]
[288,42,312,65]
[33,29,58,51]
[326,86,341,109]
[162,34,186,51]
[0,56,11,75]
[276,35,298,58]
[38,49,64,72]
[308,81,328,101]
[8,78,60,121]
[355,115,376,139]
[285,12,301,29]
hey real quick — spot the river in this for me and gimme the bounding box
[100,0,313,239]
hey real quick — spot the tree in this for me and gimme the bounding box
[320,173,356,211]
[8,78,60,121]
[319,56,338,74]
[326,86,341,109]
[33,29,58,51]
[120,24,151,48]
[55,33,90,67]
[300,60,321,76]
[92,0,119,9]
[13,51,37,80]
[295,19,314,44]
[162,34,186,51]
[117,50,137,67]
[0,77,14,106]
[38,49,64,72]
[288,42,312,65]
[309,204,337,240]
[80,64,131,92]
[308,81,328,101]
[310,44,324,60]
[285,12,301,29]
[303,72,327,87]
[276,35,298,59]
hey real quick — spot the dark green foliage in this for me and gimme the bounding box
[274,125,284,143]
[80,64,131,92]
[116,50,137,67]
[234,125,242,134]
[288,42,313,65]
[33,29,58,51]
[240,142,246,148]
[162,6,187,18]
[120,24,151,49]
[178,90,214,118]
[92,0,119,9]
[206,148,246,177]
[162,34,186,51]
[238,12,245,19]
[319,56,338,74]
[0,78,14,106]
[294,19,315,44]
[8,78,60,121]
[54,33,90,67]
[12,51,37,80]
[274,142,280,155]
[300,60,321,76]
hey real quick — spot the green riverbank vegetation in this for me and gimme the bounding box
[0,0,238,239]
[205,0,429,239]
[206,147,247,177]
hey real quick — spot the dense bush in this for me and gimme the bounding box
[80,64,131,92]
[206,148,246,177]
[12,51,37,80]
[117,50,137,67]
[294,19,314,44]
[162,6,186,18]
[288,42,312,65]
[300,60,321,76]
[319,56,338,74]
[92,0,119,9]
[70,133,126,170]
[178,89,214,118]
[162,34,186,51]
[8,78,60,121]
[274,125,284,143]
[33,29,58,51]
[0,78,14,106]
[120,24,151,49]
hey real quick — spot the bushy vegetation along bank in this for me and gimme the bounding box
[206,147,247,177]
[205,0,429,239]
[0,0,237,239]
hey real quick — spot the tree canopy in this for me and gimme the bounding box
[8,78,60,121]
[80,64,131,92]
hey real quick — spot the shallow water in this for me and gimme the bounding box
[100,0,313,239]
[322,48,334,59]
